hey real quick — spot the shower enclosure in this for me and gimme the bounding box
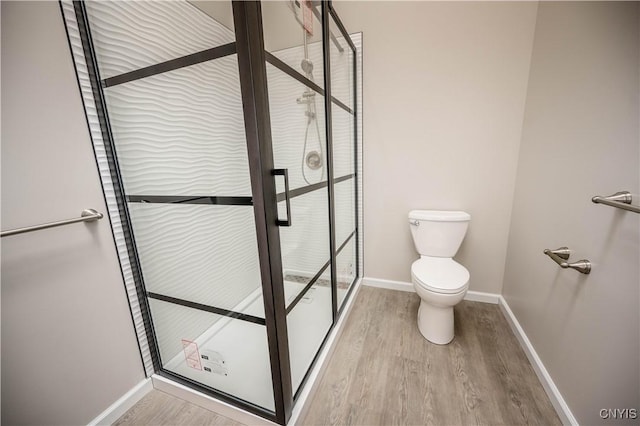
[61,0,360,424]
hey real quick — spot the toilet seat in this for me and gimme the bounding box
[411,257,469,294]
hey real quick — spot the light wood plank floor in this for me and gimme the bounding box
[113,390,243,426]
[115,286,560,425]
[302,287,560,425]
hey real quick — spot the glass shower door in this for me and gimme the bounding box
[82,0,275,413]
[262,1,334,395]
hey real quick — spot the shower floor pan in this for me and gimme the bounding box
[162,280,347,411]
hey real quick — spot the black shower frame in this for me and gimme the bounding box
[232,4,360,423]
[68,0,359,424]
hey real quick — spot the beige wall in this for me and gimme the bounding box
[502,2,639,424]
[333,1,538,293]
[1,2,146,424]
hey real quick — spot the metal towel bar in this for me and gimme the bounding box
[543,247,591,274]
[592,191,640,214]
[1,209,103,237]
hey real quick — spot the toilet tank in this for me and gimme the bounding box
[408,210,470,257]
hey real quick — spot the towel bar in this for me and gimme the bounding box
[1,209,103,237]
[592,191,640,214]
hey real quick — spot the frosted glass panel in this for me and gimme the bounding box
[334,178,356,248]
[149,299,275,411]
[129,204,262,314]
[104,56,251,196]
[267,64,327,191]
[286,278,333,394]
[278,189,330,295]
[329,17,355,110]
[337,237,356,309]
[331,106,355,179]
[85,0,235,79]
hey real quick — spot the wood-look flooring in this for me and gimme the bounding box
[113,390,243,426]
[302,287,560,425]
[115,286,561,426]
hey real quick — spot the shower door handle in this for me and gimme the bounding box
[273,169,292,226]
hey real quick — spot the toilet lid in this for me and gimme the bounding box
[411,257,469,294]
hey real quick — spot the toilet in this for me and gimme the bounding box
[408,210,470,344]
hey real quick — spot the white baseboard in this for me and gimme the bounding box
[362,277,500,304]
[152,375,277,426]
[362,276,414,292]
[498,296,577,426]
[464,290,500,304]
[88,378,153,426]
[289,278,363,425]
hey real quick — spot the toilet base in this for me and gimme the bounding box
[417,299,455,345]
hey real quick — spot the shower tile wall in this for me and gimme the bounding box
[128,204,261,312]
[103,56,252,196]
[85,1,235,79]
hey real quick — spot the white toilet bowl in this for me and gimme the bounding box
[411,257,469,344]
[408,210,471,345]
